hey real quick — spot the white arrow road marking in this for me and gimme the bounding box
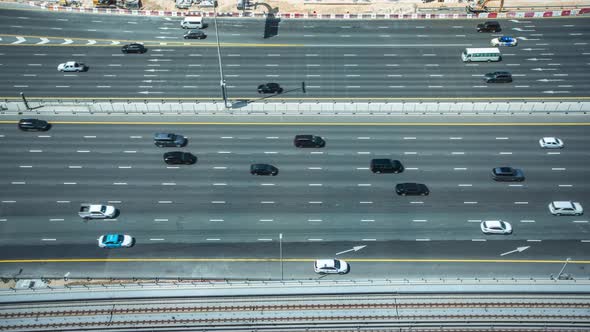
[111,41,121,45]
[336,245,367,256]
[12,37,26,44]
[37,38,49,45]
[500,246,530,256]
[62,39,73,45]
[87,40,97,45]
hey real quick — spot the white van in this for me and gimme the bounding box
[461,48,501,62]
[180,16,205,29]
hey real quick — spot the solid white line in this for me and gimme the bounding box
[573,220,589,223]
[451,152,465,155]
[49,219,64,221]
[362,239,377,241]
[472,239,487,242]
[309,184,323,186]
[118,166,132,169]
[41,238,57,241]
[499,152,513,155]
[113,182,127,185]
[206,238,221,241]
[552,167,566,170]
[514,201,529,204]
[162,183,176,186]
[150,238,165,241]
[468,219,481,223]
[361,219,375,222]
[308,239,323,241]
[558,184,573,187]
[258,239,273,241]
[357,184,371,187]
[63,182,76,185]
[464,202,478,204]
[56,201,70,203]
[308,201,323,204]
[158,201,173,204]
[415,238,430,241]
[260,201,275,204]
[413,219,427,222]
[68,166,82,169]
[458,184,472,187]
[508,184,523,187]
[520,220,535,223]
[19,166,32,168]
[308,167,323,170]
[454,168,468,170]
[11,182,25,185]
[359,201,373,204]
[410,201,424,204]
[527,239,542,242]
[260,183,275,186]
[211,201,226,204]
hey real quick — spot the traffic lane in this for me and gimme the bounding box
[0,240,588,279]
[1,46,587,98]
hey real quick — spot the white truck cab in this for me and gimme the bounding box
[57,61,87,72]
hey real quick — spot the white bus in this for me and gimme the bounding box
[461,48,501,62]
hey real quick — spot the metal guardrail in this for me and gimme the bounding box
[2,99,590,115]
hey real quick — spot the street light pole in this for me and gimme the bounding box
[213,1,230,108]
[279,233,283,280]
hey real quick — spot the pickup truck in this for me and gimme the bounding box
[57,61,88,72]
[78,204,116,220]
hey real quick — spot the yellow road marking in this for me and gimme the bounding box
[2,120,590,126]
[1,96,589,100]
[0,258,588,264]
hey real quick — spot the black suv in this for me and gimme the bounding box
[491,167,525,182]
[250,164,279,176]
[18,118,50,131]
[370,159,404,173]
[294,135,325,148]
[395,183,429,196]
[257,83,283,94]
[484,71,512,83]
[163,151,197,165]
[184,30,207,39]
[154,133,187,147]
[476,21,501,32]
[121,43,147,54]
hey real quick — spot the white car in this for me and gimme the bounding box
[480,220,512,235]
[57,61,87,72]
[491,36,518,47]
[539,137,564,149]
[97,234,134,248]
[314,259,349,274]
[549,201,583,216]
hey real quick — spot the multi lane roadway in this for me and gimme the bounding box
[0,6,589,99]
[0,120,589,278]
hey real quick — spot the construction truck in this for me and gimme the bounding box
[466,0,505,13]
[92,0,140,9]
[59,0,82,7]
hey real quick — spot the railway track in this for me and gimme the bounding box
[1,294,589,331]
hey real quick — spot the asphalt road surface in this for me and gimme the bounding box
[1,6,589,99]
[0,121,588,279]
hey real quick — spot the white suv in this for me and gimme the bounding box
[57,61,87,72]
[314,259,349,274]
[548,201,583,216]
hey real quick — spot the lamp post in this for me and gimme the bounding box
[213,1,230,108]
[279,233,283,280]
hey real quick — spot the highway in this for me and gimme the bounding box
[1,6,589,99]
[0,119,589,279]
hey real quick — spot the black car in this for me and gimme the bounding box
[154,133,187,147]
[476,21,501,32]
[121,43,147,54]
[483,71,512,83]
[250,164,279,176]
[491,167,525,182]
[18,118,50,131]
[370,159,404,174]
[257,83,283,94]
[184,30,207,39]
[294,135,325,148]
[163,151,197,165]
[395,183,429,196]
